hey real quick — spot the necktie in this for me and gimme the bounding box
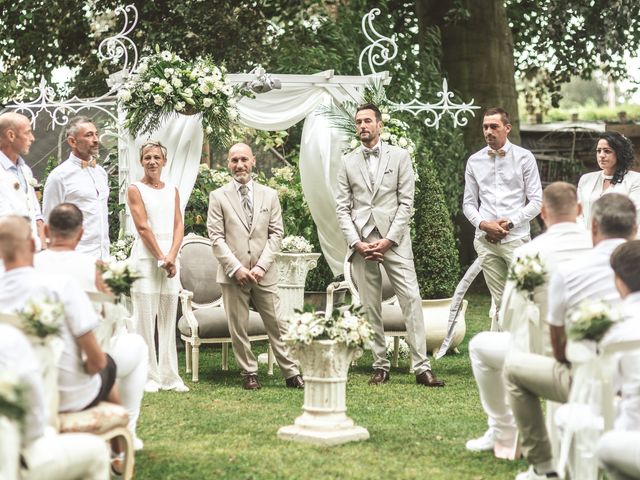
[488,149,506,157]
[239,184,252,227]
[81,158,97,168]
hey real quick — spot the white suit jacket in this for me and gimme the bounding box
[207,181,283,285]
[335,142,414,258]
[577,170,640,229]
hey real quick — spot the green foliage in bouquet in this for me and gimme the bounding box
[18,297,64,339]
[568,299,618,343]
[0,373,26,423]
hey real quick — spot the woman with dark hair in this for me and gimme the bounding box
[577,131,640,230]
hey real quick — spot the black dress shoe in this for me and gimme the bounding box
[285,374,305,389]
[243,374,261,390]
[368,369,390,385]
[416,370,444,387]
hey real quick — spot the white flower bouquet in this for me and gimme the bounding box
[281,235,313,253]
[385,336,410,359]
[109,235,135,261]
[98,258,142,301]
[507,254,547,298]
[0,371,25,423]
[568,299,619,343]
[121,47,241,148]
[283,305,373,349]
[18,297,64,339]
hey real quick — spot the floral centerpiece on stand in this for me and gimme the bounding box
[119,47,241,147]
[278,304,372,445]
[280,235,313,254]
[508,254,547,299]
[568,299,619,343]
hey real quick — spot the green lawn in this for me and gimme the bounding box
[135,292,527,479]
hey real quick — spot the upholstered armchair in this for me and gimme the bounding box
[177,234,274,382]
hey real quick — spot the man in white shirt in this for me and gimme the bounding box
[463,107,543,330]
[0,323,110,480]
[505,193,637,480]
[0,112,46,250]
[0,215,122,414]
[465,182,592,455]
[597,240,640,480]
[43,116,110,260]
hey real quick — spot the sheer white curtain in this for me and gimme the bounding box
[121,88,350,275]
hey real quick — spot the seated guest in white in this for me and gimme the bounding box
[0,323,110,480]
[505,193,637,480]
[0,215,123,415]
[596,240,640,480]
[466,182,592,454]
[35,203,147,450]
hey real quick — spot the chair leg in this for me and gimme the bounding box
[102,426,135,480]
[222,344,229,371]
[185,341,192,374]
[393,337,400,368]
[267,343,274,376]
[192,345,199,383]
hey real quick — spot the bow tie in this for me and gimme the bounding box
[488,149,506,157]
[81,158,97,168]
[363,146,380,158]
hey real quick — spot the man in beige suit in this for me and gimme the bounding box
[207,143,303,390]
[335,103,444,387]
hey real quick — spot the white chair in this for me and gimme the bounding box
[177,234,274,382]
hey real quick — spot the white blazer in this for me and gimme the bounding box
[577,170,640,232]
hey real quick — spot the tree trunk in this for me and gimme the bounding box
[416,0,520,153]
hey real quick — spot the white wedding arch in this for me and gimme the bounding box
[4,4,478,274]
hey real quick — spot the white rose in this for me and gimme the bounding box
[117,89,132,102]
[228,98,237,107]
[136,63,148,75]
[158,79,168,88]
[398,137,408,148]
[163,85,173,95]
[153,95,164,106]
[199,83,211,95]
[142,83,152,91]
[381,113,391,122]
[172,77,183,88]
[205,126,213,134]
[175,101,185,111]
[380,131,391,141]
[229,109,238,121]
[203,98,213,108]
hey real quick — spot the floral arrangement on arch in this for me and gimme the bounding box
[568,299,619,343]
[18,297,64,339]
[0,371,26,423]
[283,304,373,349]
[119,48,241,147]
[507,254,547,299]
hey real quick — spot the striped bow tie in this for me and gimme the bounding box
[363,147,380,158]
[488,149,506,157]
[81,158,97,168]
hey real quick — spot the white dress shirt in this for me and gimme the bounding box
[547,238,625,328]
[35,249,97,292]
[229,179,254,277]
[0,323,48,446]
[463,140,543,242]
[362,139,382,177]
[43,154,110,260]
[601,291,640,431]
[0,267,101,412]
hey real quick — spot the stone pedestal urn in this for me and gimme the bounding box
[277,339,369,446]
[275,252,321,319]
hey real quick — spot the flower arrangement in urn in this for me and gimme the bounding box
[508,254,547,299]
[120,47,240,147]
[568,299,619,343]
[109,235,135,261]
[18,297,64,339]
[280,235,313,254]
[283,304,373,349]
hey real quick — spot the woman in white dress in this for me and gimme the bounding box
[127,141,188,392]
[577,131,640,231]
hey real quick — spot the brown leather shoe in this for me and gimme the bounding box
[368,369,390,385]
[285,374,305,389]
[416,370,444,387]
[243,374,261,390]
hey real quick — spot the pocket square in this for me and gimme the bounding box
[384,169,393,174]
[260,207,269,213]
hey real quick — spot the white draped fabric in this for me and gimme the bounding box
[122,87,353,274]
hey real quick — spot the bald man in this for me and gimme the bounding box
[207,143,302,390]
[0,112,45,250]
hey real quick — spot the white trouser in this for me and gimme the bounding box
[22,431,109,480]
[110,333,148,437]
[597,430,640,480]
[469,331,517,441]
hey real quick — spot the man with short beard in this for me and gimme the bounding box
[43,116,110,260]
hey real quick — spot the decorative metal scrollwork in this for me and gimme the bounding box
[358,8,398,77]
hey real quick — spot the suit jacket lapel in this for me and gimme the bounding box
[250,184,265,234]
[355,148,373,193]
[372,143,390,197]
[223,182,250,231]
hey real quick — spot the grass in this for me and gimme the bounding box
[134,292,527,479]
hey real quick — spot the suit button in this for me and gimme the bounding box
[248,251,251,254]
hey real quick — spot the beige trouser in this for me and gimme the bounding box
[351,231,430,375]
[597,431,640,480]
[221,282,299,378]
[22,432,110,480]
[504,352,571,466]
[474,236,528,330]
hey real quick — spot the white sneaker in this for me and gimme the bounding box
[515,466,558,480]
[144,380,161,393]
[133,436,144,451]
[162,382,189,393]
[465,429,495,452]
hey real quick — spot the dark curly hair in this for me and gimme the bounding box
[596,131,635,185]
